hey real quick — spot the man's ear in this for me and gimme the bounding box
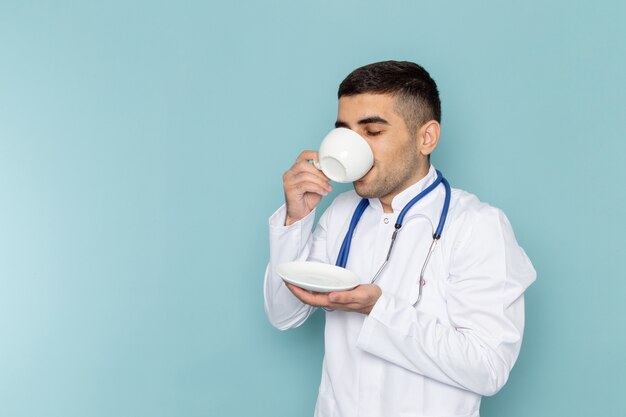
[418,120,440,156]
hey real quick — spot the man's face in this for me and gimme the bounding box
[335,93,428,201]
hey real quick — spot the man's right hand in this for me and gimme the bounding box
[283,150,333,226]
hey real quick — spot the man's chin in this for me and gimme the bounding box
[353,167,381,198]
[353,182,376,199]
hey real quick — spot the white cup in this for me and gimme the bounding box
[316,128,374,183]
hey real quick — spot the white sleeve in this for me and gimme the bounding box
[356,208,536,396]
[263,204,331,330]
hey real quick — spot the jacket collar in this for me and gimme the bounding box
[367,164,445,226]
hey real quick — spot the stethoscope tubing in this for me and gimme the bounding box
[335,170,451,307]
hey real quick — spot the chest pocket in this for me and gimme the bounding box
[373,232,446,321]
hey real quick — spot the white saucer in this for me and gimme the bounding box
[277,261,360,292]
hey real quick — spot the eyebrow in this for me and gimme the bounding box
[335,116,390,129]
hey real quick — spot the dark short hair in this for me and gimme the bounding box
[338,61,441,134]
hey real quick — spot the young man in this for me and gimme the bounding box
[264,61,536,417]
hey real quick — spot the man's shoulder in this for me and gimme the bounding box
[325,189,363,215]
[316,190,363,225]
[332,189,362,206]
[449,187,508,229]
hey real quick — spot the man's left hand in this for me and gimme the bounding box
[285,282,382,315]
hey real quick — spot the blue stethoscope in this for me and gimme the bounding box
[336,170,451,307]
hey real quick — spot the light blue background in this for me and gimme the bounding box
[1,1,624,416]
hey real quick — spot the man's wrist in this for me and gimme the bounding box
[285,214,298,226]
[284,209,314,227]
[364,286,383,315]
